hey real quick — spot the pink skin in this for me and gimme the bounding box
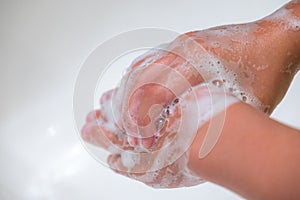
[122,53,178,148]
[81,87,179,153]
[106,153,203,188]
[82,89,133,151]
[113,1,300,146]
[81,0,300,191]
[82,84,214,188]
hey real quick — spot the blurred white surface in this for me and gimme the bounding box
[0,0,298,199]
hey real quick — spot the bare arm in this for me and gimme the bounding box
[82,1,300,198]
[189,102,300,199]
[188,6,300,197]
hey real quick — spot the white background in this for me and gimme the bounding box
[1,0,299,199]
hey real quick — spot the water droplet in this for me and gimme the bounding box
[242,96,247,102]
[263,106,270,114]
[156,117,165,131]
[161,108,169,118]
[212,79,223,87]
[174,98,179,104]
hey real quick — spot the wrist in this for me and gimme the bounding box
[259,0,300,73]
[251,1,300,109]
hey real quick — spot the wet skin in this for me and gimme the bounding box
[82,1,300,199]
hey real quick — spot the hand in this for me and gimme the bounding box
[81,0,300,189]
[83,83,235,188]
[109,14,300,150]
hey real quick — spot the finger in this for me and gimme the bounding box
[82,109,125,149]
[107,149,156,174]
[100,88,117,106]
[85,109,101,122]
[125,55,203,149]
[107,154,129,173]
[129,50,163,72]
[132,95,183,151]
[107,154,157,185]
[99,88,123,132]
[81,121,110,149]
[124,52,178,133]
[152,51,177,66]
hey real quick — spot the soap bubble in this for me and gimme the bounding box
[73,28,232,173]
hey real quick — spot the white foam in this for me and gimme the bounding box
[132,84,239,188]
[100,97,118,132]
[120,151,140,171]
[132,152,204,188]
[264,7,300,31]
[96,32,270,186]
[170,36,265,111]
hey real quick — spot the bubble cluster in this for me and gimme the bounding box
[174,36,267,112]
[264,7,300,31]
[102,36,270,174]
[78,27,275,185]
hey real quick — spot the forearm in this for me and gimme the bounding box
[188,102,300,199]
